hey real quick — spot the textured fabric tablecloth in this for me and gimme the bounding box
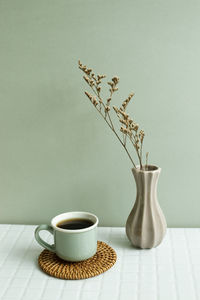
[0,225,199,300]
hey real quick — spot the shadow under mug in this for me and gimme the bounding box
[34,211,98,262]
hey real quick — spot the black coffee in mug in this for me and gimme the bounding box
[57,218,94,230]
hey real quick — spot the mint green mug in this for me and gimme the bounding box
[34,211,98,262]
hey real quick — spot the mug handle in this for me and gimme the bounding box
[35,224,56,252]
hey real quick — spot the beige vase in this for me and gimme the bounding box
[126,165,167,249]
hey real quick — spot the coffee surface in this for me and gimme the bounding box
[57,218,94,230]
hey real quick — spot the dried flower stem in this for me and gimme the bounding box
[145,152,149,170]
[130,134,142,169]
[89,88,136,167]
[124,134,127,147]
[94,104,136,167]
[78,60,148,169]
[140,141,143,167]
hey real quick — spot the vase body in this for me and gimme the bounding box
[126,165,167,249]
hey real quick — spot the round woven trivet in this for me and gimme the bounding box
[38,241,117,280]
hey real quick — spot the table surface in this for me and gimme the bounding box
[0,225,200,300]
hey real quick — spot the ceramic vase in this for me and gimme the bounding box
[126,165,167,249]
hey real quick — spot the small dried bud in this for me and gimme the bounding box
[105,106,110,112]
[122,103,126,109]
[83,75,90,84]
[121,127,131,135]
[120,119,128,126]
[124,129,128,134]
[85,91,93,101]
[135,144,140,150]
[92,97,98,106]
[107,82,114,88]
[121,93,134,111]
[129,92,134,99]
[120,127,127,134]
[113,106,119,113]
[139,130,145,142]
[97,75,106,80]
[118,110,129,119]
[96,86,101,93]
[85,69,91,76]
[130,123,139,131]
[107,98,112,105]
[123,112,129,120]
[90,80,95,86]
[112,76,119,84]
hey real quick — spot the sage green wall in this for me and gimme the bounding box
[1,0,200,227]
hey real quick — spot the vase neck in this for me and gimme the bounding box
[132,167,160,203]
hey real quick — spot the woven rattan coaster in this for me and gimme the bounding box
[38,241,117,280]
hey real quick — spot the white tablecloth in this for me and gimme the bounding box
[0,225,199,300]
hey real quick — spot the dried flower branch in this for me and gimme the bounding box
[145,152,149,170]
[78,60,148,169]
